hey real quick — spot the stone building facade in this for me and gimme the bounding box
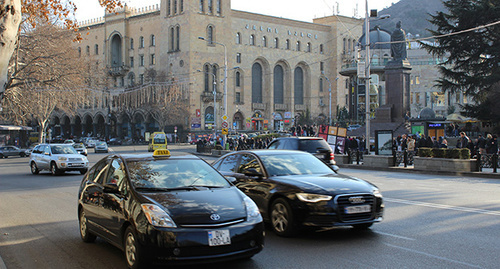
[52,0,363,140]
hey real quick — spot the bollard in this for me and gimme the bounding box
[493,154,498,173]
[403,150,408,168]
[477,153,482,172]
[356,149,360,165]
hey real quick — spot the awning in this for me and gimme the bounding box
[0,125,33,131]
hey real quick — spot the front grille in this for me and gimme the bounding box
[335,193,375,222]
[69,158,82,161]
[179,218,245,228]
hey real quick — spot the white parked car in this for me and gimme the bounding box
[94,141,108,153]
[29,144,89,175]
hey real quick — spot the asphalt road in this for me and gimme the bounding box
[0,144,499,268]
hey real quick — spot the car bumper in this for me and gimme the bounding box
[57,161,89,171]
[137,221,265,265]
[293,196,384,228]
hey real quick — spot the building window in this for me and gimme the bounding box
[235,71,241,87]
[150,35,155,46]
[167,0,171,15]
[199,0,204,12]
[250,35,255,46]
[208,0,213,13]
[139,36,144,48]
[176,26,180,51]
[274,38,279,48]
[296,41,301,51]
[236,32,241,44]
[235,92,241,103]
[294,67,304,105]
[180,0,184,12]
[274,65,284,104]
[286,39,290,50]
[173,0,177,14]
[343,38,346,54]
[319,44,324,54]
[307,42,311,52]
[150,54,156,65]
[252,62,263,103]
[170,27,175,51]
[217,0,221,14]
[139,55,144,66]
[415,76,420,84]
[130,38,134,49]
[86,45,90,55]
[94,44,99,55]
[78,47,81,57]
[130,56,134,67]
[262,36,267,47]
[236,53,241,63]
[319,78,323,92]
[204,64,210,92]
[139,74,144,84]
[320,62,324,72]
[207,25,214,44]
[128,72,135,86]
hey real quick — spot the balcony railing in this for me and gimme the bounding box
[201,91,222,103]
[252,102,266,110]
[108,64,130,76]
[274,104,288,110]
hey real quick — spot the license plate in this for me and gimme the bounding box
[344,205,371,214]
[208,230,231,246]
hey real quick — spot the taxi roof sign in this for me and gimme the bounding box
[153,149,171,158]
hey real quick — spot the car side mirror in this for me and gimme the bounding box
[331,165,340,173]
[225,176,238,184]
[44,152,51,156]
[103,183,120,194]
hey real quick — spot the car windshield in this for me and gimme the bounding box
[96,142,106,146]
[51,145,78,155]
[127,159,231,190]
[73,144,84,149]
[298,139,331,153]
[260,154,334,176]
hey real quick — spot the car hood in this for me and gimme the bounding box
[141,187,247,225]
[54,154,87,159]
[271,173,375,196]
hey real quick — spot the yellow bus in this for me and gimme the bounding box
[148,132,168,152]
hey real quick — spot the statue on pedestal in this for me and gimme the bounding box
[391,21,407,60]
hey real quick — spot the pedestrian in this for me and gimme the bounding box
[456,132,470,149]
[477,134,487,155]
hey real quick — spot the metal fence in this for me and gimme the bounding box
[394,150,415,167]
[476,153,499,173]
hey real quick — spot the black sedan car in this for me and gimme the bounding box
[78,150,264,268]
[212,150,384,236]
[267,137,336,166]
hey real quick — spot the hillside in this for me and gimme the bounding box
[376,0,446,37]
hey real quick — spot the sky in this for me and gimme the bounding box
[73,0,399,23]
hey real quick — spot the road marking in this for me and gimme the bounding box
[384,243,482,268]
[374,231,416,241]
[385,198,500,216]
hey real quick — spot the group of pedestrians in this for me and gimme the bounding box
[456,132,498,156]
[290,124,318,137]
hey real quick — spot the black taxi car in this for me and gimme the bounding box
[77,150,264,268]
[213,150,384,236]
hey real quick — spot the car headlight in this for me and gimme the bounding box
[296,193,332,203]
[373,189,383,198]
[58,157,68,161]
[141,204,177,228]
[243,196,262,222]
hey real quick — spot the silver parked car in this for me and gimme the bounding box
[29,144,89,175]
[0,146,26,158]
[72,143,88,156]
[94,141,108,153]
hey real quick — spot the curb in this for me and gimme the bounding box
[0,254,7,269]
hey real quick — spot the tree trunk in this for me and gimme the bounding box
[0,0,21,100]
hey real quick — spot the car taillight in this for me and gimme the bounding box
[330,153,334,160]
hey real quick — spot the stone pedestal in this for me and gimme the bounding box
[384,60,412,122]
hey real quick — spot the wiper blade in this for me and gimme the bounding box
[135,186,200,191]
[190,185,225,189]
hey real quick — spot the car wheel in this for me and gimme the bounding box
[50,162,61,175]
[0,154,3,158]
[20,152,26,157]
[270,198,297,237]
[30,162,40,175]
[124,226,147,269]
[79,209,96,243]
[80,168,88,175]
[352,223,373,230]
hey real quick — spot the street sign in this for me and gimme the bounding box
[222,115,228,121]
[222,121,228,128]
[222,128,228,135]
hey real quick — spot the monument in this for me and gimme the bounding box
[376,21,412,123]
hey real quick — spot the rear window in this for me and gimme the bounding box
[298,139,331,153]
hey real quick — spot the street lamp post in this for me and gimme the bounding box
[322,72,332,126]
[197,70,217,139]
[198,37,228,148]
[365,0,371,155]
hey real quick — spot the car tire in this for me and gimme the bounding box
[50,162,62,175]
[79,209,96,243]
[124,226,147,269]
[352,223,373,230]
[80,168,88,175]
[30,162,40,175]
[20,152,26,157]
[270,198,297,237]
[0,154,3,158]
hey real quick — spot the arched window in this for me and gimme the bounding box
[274,38,279,48]
[176,26,180,50]
[128,72,135,86]
[296,41,301,51]
[343,38,346,54]
[95,44,99,55]
[205,106,214,125]
[150,35,155,46]
[250,35,255,46]
[307,42,311,52]
[252,63,263,103]
[235,71,241,87]
[319,44,324,54]
[274,65,284,104]
[170,27,175,51]
[139,36,144,48]
[236,32,241,44]
[86,45,90,55]
[207,25,214,44]
[294,67,304,105]
[348,39,351,54]
[262,36,267,47]
[204,64,210,92]
[173,0,177,14]
[212,65,219,91]
[110,34,122,66]
[286,39,290,50]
